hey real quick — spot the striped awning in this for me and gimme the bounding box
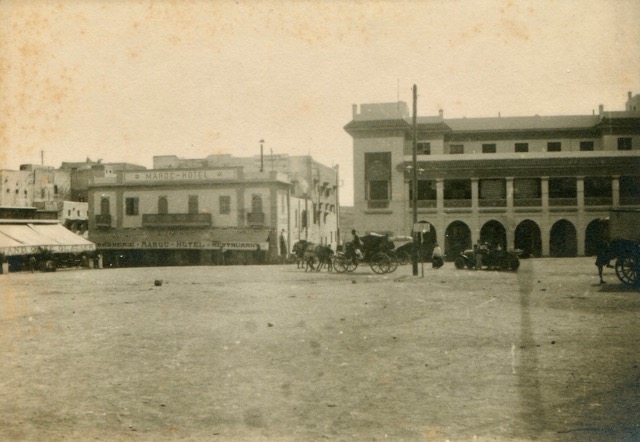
[0,221,95,256]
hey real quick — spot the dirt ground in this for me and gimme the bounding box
[1,257,639,441]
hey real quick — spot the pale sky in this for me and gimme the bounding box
[1,0,639,205]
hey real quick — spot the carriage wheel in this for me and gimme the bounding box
[333,255,349,273]
[387,253,399,273]
[616,256,638,286]
[396,251,410,265]
[346,260,358,272]
[370,252,391,274]
[454,257,467,270]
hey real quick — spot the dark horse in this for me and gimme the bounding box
[304,244,334,272]
[292,240,310,269]
[292,240,334,272]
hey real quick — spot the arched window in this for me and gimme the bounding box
[100,197,110,215]
[251,194,263,213]
[158,196,168,214]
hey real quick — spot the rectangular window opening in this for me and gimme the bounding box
[618,137,632,150]
[450,144,464,154]
[580,141,594,151]
[482,144,496,153]
[125,197,139,216]
[547,142,561,152]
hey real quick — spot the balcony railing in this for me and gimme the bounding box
[514,198,542,207]
[142,213,212,228]
[247,212,265,226]
[549,198,577,206]
[409,200,436,208]
[367,200,389,209]
[443,199,472,208]
[479,198,506,207]
[585,197,613,206]
[95,214,112,228]
[620,197,640,206]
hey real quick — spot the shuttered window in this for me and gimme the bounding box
[514,178,541,198]
[479,179,506,199]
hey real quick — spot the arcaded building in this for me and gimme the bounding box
[87,154,339,267]
[345,92,640,259]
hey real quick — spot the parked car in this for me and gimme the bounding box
[454,243,520,271]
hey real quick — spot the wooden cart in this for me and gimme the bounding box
[608,209,640,286]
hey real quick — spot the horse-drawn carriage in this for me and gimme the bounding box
[333,233,399,274]
[606,209,640,287]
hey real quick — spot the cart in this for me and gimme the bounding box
[608,209,640,287]
[334,233,398,274]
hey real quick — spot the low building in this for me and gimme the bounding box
[87,154,339,267]
[0,207,95,273]
[345,92,640,259]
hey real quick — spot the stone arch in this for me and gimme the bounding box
[445,221,471,261]
[515,219,542,258]
[584,218,609,256]
[550,219,577,257]
[417,220,437,259]
[480,220,507,249]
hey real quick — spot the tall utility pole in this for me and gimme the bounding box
[411,85,419,276]
[259,140,265,172]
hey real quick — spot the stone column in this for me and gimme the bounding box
[436,178,444,211]
[576,176,585,256]
[612,175,620,207]
[506,177,515,249]
[541,177,550,256]
[471,178,479,212]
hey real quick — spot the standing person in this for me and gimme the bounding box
[432,242,444,269]
[279,230,288,263]
[351,230,363,259]
[595,240,611,284]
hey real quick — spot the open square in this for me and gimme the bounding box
[1,258,639,441]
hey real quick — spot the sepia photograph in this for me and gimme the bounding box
[1,0,639,440]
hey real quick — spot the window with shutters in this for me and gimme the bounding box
[125,197,139,216]
[158,196,168,214]
[219,196,231,214]
[479,179,506,207]
[514,178,541,206]
[364,152,391,203]
[100,197,110,215]
[549,178,576,198]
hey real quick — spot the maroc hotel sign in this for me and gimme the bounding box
[96,240,268,251]
[124,169,237,183]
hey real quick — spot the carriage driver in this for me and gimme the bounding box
[350,229,364,260]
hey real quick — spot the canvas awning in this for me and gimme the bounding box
[0,221,96,256]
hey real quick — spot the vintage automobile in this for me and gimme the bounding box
[454,243,520,271]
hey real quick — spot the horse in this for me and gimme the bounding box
[303,244,334,272]
[292,240,310,269]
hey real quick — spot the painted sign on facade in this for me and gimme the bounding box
[0,244,95,256]
[96,241,269,251]
[124,169,237,183]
